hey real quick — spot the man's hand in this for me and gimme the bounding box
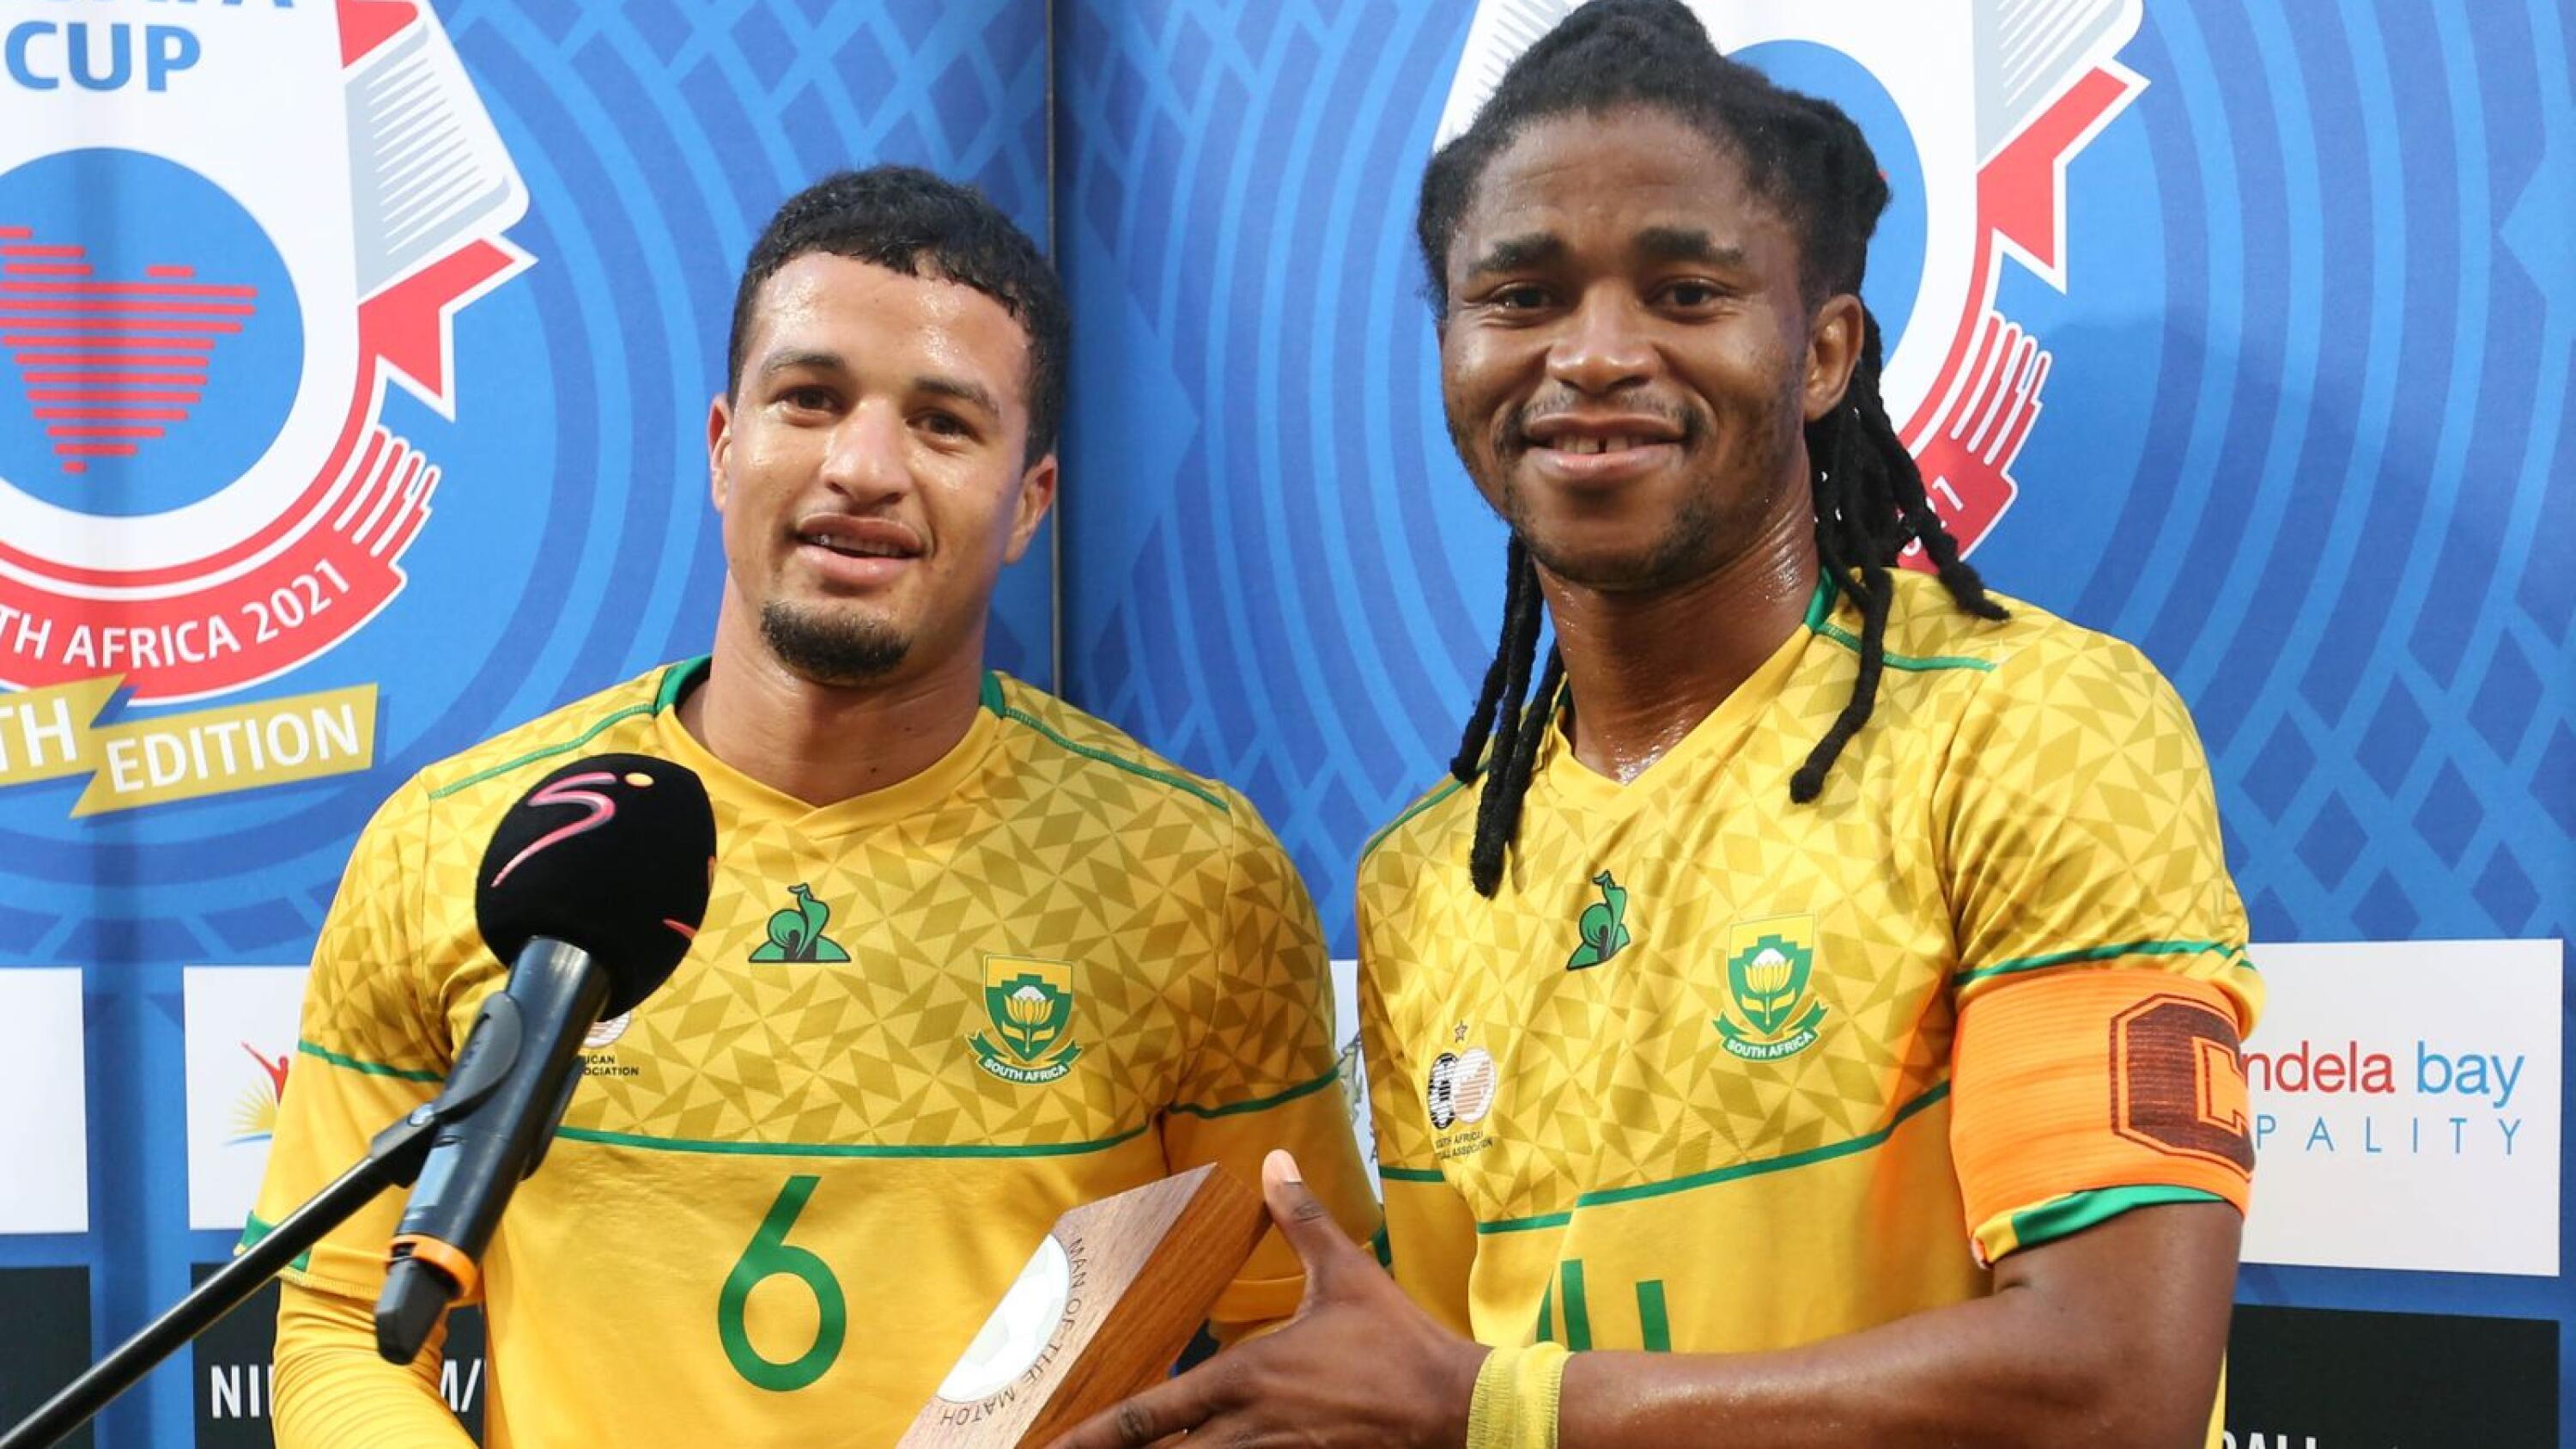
[1043,1151,1489,1449]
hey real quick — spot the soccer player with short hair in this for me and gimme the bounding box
[253,165,1376,1447]
[1050,4,2257,1446]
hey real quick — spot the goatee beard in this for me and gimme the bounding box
[760,601,910,686]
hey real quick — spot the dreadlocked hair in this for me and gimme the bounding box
[1425,0,2008,898]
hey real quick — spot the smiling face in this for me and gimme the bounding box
[709,253,1056,689]
[1438,107,1858,594]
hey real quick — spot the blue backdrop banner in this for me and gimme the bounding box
[1054,0,2572,1438]
[0,2,1048,1443]
[1,0,2568,1443]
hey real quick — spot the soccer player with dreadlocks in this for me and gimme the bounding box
[1051,3,2257,1447]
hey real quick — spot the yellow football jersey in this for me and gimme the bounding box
[250,661,1376,1447]
[1358,572,2259,1390]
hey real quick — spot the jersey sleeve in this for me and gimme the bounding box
[1161,798,1380,1334]
[246,781,457,1300]
[1937,633,2262,1265]
[1357,881,1477,1336]
[271,1279,472,1448]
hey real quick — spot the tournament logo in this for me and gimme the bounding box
[747,882,854,964]
[970,955,1083,1085]
[1441,0,2146,557]
[179,965,307,1232]
[1564,870,1631,971]
[0,0,529,813]
[1335,1030,1368,1137]
[1716,915,1828,1062]
[228,1040,289,1146]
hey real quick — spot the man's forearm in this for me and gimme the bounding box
[271,1281,475,1449]
[1554,1205,2236,1449]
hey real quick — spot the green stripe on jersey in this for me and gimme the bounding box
[1802,579,1996,673]
[2008,1184,2227,1253]
[427,657,703,801]
[1360,774,1472,865]
[297,1039,443,1083]
[986,683,1230,815]
[554,1119,1155,1160]
[237,1212,314,1274]
[1479,1080,1951,1234]
[656,655,709,710]
[1953,939,2252,987]
[1167,1065,1339,1119]
[429,705,656,799]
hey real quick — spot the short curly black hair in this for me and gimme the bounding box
[726,166,1068,466]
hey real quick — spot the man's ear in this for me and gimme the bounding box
[1003,451,1059,565]
[1801,293,1866,423]
[707,393,733,510]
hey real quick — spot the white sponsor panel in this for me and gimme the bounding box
[2239,938,2561,1276]
[1329,957,1376,1189]
[182,965,308,1232]
[0,967,88,1232]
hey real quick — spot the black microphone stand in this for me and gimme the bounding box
[0,1032,517,1449]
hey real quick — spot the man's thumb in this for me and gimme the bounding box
[1261,1150,1352,1284]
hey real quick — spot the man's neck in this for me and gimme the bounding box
[1541,506,1819,785]
[678,600,987,807]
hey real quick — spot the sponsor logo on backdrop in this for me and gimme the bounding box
[231,1039,291,1144]
[2224,1304,2557,1448]
[2237,939,2561,1276]
[1327,957,1376,1185]
[183,965,308,1232]
[1441,0,2144,558]
[0,0,529,813]
[0,968,88,1233]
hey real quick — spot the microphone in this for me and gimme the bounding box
[373,752,714,1363]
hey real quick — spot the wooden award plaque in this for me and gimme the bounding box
[895,1164,1268,1447]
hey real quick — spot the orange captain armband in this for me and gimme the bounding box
[1951,969,2255,1265]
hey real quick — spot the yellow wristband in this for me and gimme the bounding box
[1466,1341,1571,1449]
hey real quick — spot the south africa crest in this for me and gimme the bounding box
[1716,914,1830,1062]
[970,955,1083,1085]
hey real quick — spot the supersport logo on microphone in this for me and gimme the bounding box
[483,764,702,944]
[485,770,627,889]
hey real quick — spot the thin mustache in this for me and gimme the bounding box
[1504,398,1702,447]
